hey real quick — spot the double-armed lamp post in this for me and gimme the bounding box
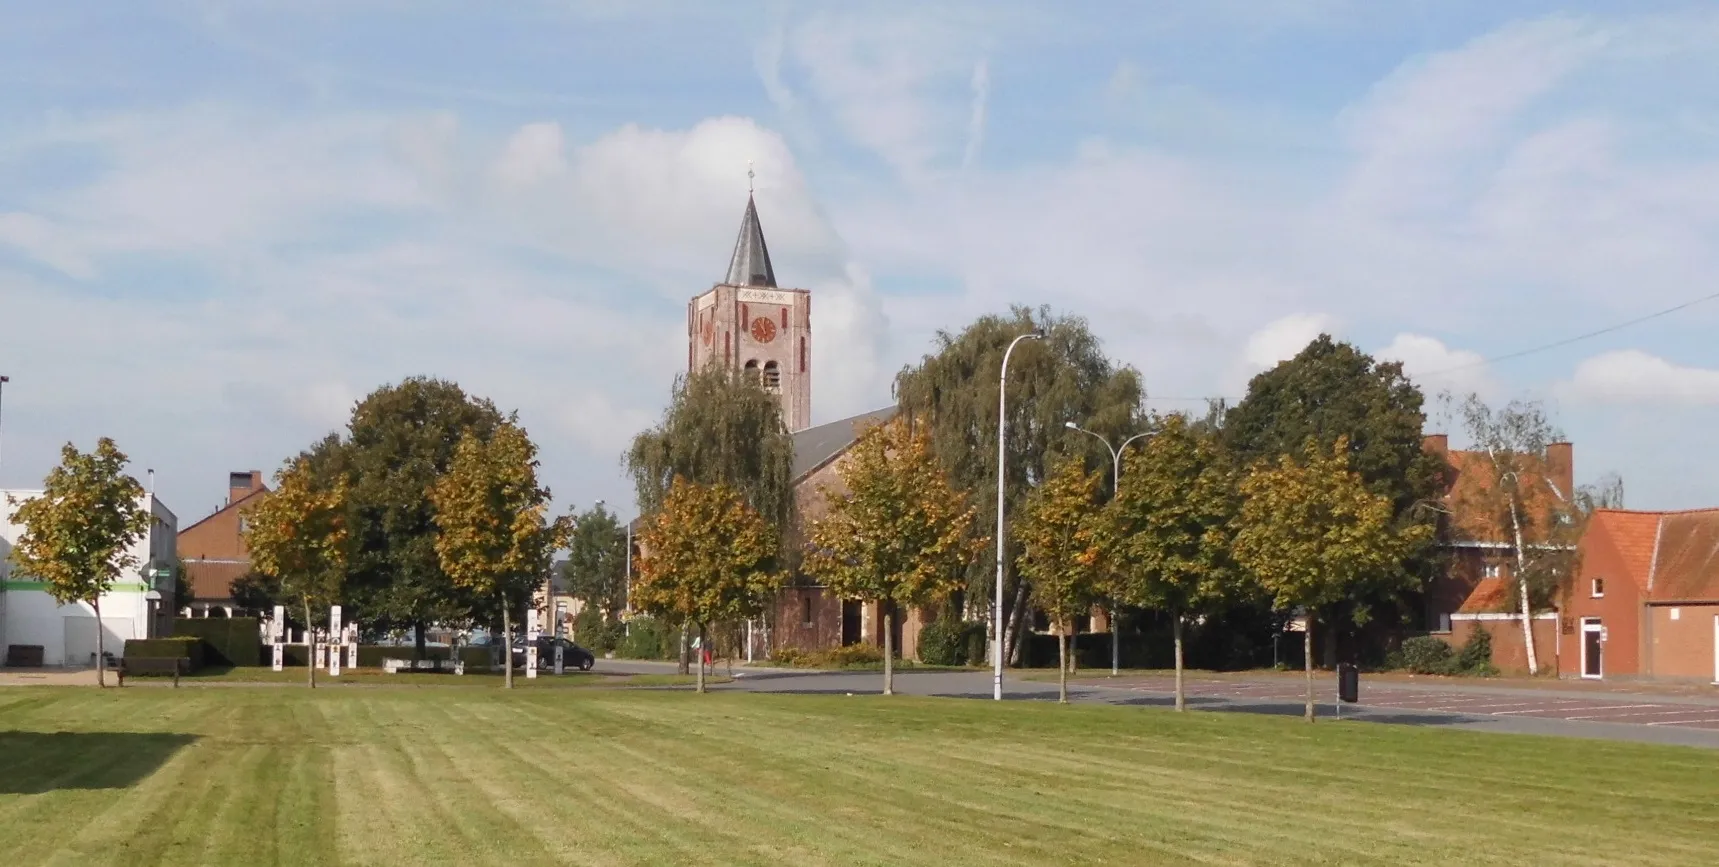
[1064,421,1153,676]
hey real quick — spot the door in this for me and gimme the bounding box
[841,600,862,646]
[1581,618,1603,679]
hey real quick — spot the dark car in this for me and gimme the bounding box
[510,636,594,671]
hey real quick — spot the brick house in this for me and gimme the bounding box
[1422,434,1572,674]
[1563,508,1719,682]
[176,471,269,617]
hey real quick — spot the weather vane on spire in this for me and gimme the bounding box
[747,160,755,195]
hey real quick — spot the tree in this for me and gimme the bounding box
[1015,454,1103,703]
[1454,395,1607,676]
[7,438,149,687]
[430,421,569,690]
[632,478,782,693]
[1099,414,1239,711]
[1222,334,1442,660]
[802,419,986,696]
[1232,438,1428,722]
[563,503,628,621]
[331,378,508,655]
[895,305,1144,666]
[245,456,349,688]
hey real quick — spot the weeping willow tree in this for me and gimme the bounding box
[893,305,1144,665]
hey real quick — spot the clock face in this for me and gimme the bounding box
[750,316,777,344]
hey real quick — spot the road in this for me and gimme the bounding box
[598,659,1719,750]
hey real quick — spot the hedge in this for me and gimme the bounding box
[173,618,262,667]
[122,637,205,671]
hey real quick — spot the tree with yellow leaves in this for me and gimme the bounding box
[1232,437,1429,722]
[245,455,349,689]
[1015,453,1103,703]
[804,420,986,696]
[430,420,569,690]
[633,478,782,693]
[8,438,150,688]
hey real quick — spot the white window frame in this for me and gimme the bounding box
[1591,577,1604,598]
[1482,562,1502,579]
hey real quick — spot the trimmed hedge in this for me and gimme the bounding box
[917,619,985,666]
[173,618,262,667]
[123,637,205,671]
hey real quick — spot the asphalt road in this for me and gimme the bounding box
[598,659,1719,750]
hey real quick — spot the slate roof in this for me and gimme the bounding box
[790,406,898,482]
[724,194,777,288]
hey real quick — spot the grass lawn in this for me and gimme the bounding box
[2,688,1716,866]
[162,666,724,688]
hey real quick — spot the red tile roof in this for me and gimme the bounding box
[1586,508,1719,603]
[1457,577,1513,614]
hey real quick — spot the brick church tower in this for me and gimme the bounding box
[687,191,812,432]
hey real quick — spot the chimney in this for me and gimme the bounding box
[1422,433,1449,456]
[1546,442,1574,501]
[228,471,263,506]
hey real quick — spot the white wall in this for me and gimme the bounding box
[2,489,178,666]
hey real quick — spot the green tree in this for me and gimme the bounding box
[245,456,349,688]
[7,438,150,687]
[632,478,782,693]
[1015,454,1103,703]
[330,378,508,655]
[1222,334,1442,659]
[1232,438,1429,722]
[562,503,628,621]
[430,421,569,690]
[895,305,1144,665]
[1100,414,1240,711]
[803,419,986,695]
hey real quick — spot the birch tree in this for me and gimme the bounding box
[1015,454,1103,703]
[431,421,570,690]
[1233,438,1426,722]
[7,438,149,687]
[803,419,985,695]
[245,456,349,688]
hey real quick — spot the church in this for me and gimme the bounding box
[685,189,933,660]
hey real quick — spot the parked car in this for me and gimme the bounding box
[510,636,594,671]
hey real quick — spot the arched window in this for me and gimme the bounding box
[743,359,762,386]
[762,360,781,391]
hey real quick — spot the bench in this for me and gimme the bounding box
[119,657,187,687]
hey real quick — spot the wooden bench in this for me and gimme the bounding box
[119,657,187,687]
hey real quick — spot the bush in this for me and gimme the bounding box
[917,619,984,666]
[1396,636,1456,675]
[771,643,885,669]
[1456,628,1497,676]
[616,616,675,660]
[123,637,205,671]
[573,607,622,654]
[173,618,262,667]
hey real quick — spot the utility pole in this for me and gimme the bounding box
[0,375,10,478]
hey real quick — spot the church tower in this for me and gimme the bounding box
[687,190,812,432]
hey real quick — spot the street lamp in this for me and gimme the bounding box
[994,329,1044,701]
[0,374,10,477]
[1065,421,1152,675]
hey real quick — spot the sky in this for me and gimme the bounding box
[2,0,1718,525]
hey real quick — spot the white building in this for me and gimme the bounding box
[0,489,179,667]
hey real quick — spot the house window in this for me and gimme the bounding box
[1483,563,1502,579]
[238,517,249,534]
[1592,577,1604,598]
[801,597,813,627]
[762,361,781,391]
[743,359,761,385]
[1433,613,1452,633]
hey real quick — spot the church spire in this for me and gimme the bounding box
[724,168,777,288]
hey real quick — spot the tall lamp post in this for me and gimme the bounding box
[1065,421,1152,676]
[993,329,1044,701]
[0,374,10,477]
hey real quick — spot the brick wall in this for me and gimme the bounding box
[1447,617,1561,676]
[1647,603,1719,682]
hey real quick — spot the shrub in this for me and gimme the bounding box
[573,607,622,654]
[173,618,262,667]
[1396,636,1456,675]
[617,616,675,660]
[123,637,205,671]
[823,643,883,667]
[917,619,984,666]
[1456,628,1497,676]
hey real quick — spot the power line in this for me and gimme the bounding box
[1421,289,1719,378]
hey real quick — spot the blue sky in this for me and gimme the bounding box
[2,0,1718,522]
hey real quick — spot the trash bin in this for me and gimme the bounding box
[1337,663,1359,703]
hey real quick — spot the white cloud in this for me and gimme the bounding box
[1563,350,1719,407]
[961,60,990,171]
[1374,333,1499,400]
[492,122,567,187]
[0,212,95,279]
[1214,313,1336,394]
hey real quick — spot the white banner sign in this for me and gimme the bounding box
[328,605,342,676]
[738,287,795,306]
[345,624,358,670]
[272,604,285,671]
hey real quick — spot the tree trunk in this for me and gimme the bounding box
[678,623,690,676]
[1509,501,1540,676]
[93,596,106,688]
[414,621,427,660]
[1004,579,1029,667]
[502,596,513,690]
[1173,613,1185,712]
[1110,604,1120,676]
[696,623,707,694]
[304,598,317,689]
[1303,625,1314,723]
[1057,619,1069,704]
[1068,624,1078,675]
[883,603,895,696]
